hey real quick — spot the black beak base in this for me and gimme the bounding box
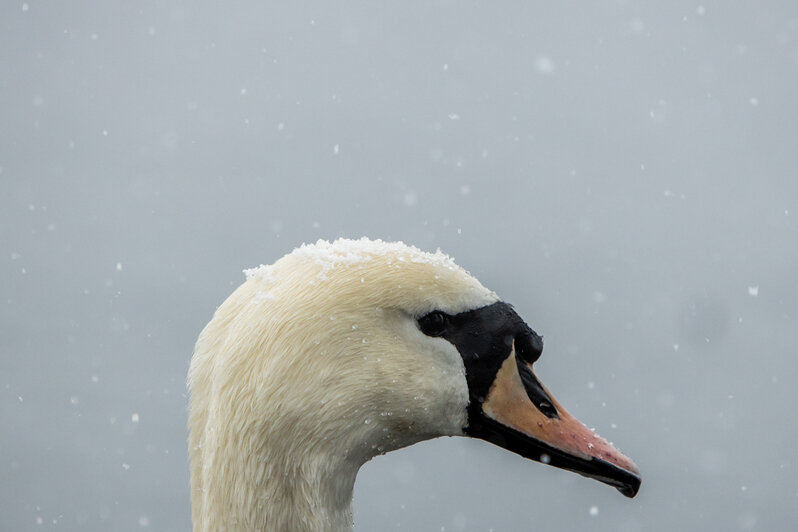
[415,301,641,499]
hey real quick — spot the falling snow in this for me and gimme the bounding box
[535,56,555,74]
[3,3,796,531]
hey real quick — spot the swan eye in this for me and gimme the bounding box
[417,311,448,337]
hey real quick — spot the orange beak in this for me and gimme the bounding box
[468,342,641,497]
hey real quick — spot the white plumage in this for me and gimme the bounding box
[188,239,496,530]
[188,238,639,531]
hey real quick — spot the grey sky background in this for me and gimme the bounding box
[2,1,797,530]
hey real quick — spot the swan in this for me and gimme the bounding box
[188,238,640,531]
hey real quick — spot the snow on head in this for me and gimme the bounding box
[243,263,276,282]
[240,238,497,315]
[244,237,463,283]
[291,237,460,274]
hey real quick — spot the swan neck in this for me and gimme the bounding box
[194,440,360,531]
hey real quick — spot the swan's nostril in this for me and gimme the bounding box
[536,400,557,419]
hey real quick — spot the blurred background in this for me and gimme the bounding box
[2,1,797,530]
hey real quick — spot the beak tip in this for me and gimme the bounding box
[618,475,641,498]
[607,461,640,498]
[601,456,641,498]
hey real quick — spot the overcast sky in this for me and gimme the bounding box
[3,1,797,530]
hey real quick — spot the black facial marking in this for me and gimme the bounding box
[418,302,641,498]
[417,301,556,420]
[516,358,559,419]
[515,323,543,364]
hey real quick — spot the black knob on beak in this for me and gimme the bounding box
[515,325,543,364]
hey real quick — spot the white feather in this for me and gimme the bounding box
[188,238,497,531]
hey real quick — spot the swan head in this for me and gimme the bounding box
[188,238,639,528]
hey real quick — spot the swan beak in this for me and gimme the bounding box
[471,347,641,498]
